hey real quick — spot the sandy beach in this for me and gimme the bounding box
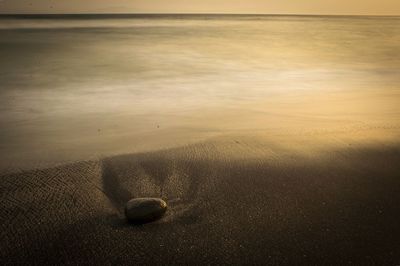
[1,129,400,265]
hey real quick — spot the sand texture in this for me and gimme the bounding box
[1,135,400,265]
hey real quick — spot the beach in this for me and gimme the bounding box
[1,15,400,264]
[1,130,400,264]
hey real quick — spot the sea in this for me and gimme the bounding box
[0,14,399,171]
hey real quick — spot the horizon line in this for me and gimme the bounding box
[0,13,399,17]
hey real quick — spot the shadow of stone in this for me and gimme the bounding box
[101,158,133,214]
[100,147,206,224]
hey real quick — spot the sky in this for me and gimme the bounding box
[0,0,399,15]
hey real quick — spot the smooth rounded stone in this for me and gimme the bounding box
[125,198,167,224]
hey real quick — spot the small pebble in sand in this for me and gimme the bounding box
[125,198,167,224]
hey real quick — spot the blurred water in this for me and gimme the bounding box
[0,15,399,171]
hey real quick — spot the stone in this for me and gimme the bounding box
[125,198,167,224]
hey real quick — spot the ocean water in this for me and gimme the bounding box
[0,15,399,171]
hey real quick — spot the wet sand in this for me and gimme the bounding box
[1,131,400,265]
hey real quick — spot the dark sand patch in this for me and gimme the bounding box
[1,137,400,265]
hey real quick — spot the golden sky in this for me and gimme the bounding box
[0,0,399,15]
